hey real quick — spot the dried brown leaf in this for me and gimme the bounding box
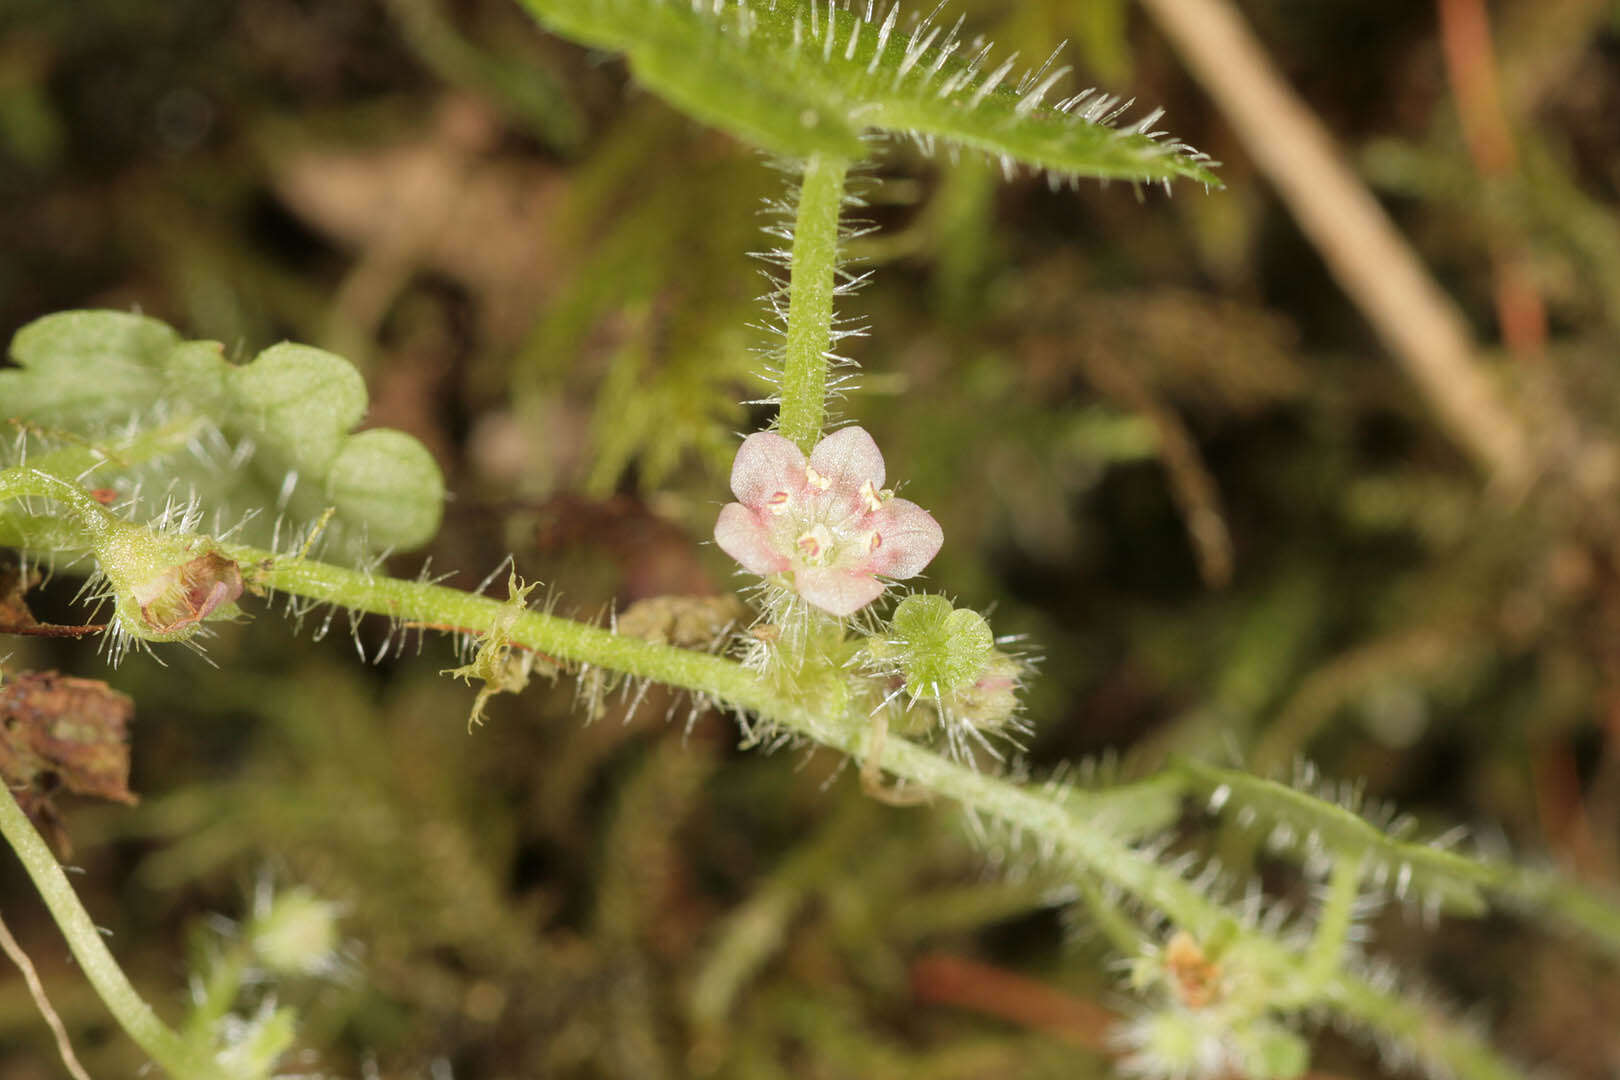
[0,670,138,856]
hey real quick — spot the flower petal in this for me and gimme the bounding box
[861,499,943,579]
[715,503,789,575]
[730,432,808,508]
[808,426,885,492]
[794,566,886,616]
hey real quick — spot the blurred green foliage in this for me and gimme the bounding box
[3,0,1620,1077]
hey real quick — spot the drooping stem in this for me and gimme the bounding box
[0,785,225,1080]
[776,153,851,451]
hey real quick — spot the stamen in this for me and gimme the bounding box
[766,490,792,514]
[796,523,835,562]
[805,465,832,491]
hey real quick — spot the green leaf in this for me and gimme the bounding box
[226,343,368,480]
[2,310,176,428]
[323,430,445,552]
[3,311,445,557]
[517,0,1218,186]
[627,24,867,160]
[163,340,231,415]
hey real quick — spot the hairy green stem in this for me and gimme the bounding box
[0,468,120,546]
[777,153,850,451]
[0,421,202,552]
[0,785,225,1080]
[1073,872,1149,956]
[180,945,250,1052]
[1293,855,1361,1000]
[0,468,1543,1080]
[228,544,1280,953]
[239,546,790,722]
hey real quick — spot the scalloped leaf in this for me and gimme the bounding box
[3,311,445,556]
[3,310,177,427]
[323,430,445,554]
[517,0,1219,187]
[227,343,368,480]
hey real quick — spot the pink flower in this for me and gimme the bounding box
[715,427,944,616]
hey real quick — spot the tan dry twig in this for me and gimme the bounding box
[1138,0,1536,496]
[0,908,93,1080]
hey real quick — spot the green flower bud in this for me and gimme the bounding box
[888,594,994,699]
[867,595,1028,740]
[94,521,243,643]
[1123,1008,1216,1078]
[247,886,341,977]
[1242,1022,1310,1080]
